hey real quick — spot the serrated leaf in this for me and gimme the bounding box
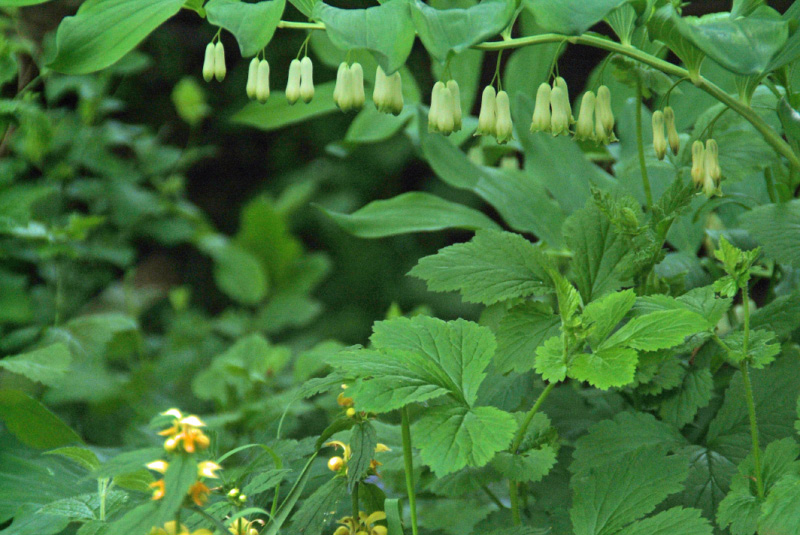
[722,329,780,369]
[635,287,731,330]
[492,446,557,484]
[413,405,517,477]
[348,421,378,492]
[739,199,800,268]
[410,0,515,62]
[44,447,100,472]
[495,302,561,374]
[205,0,286,57]
[534,336,567,383]
[0,389,82,449]
[0,343,71,386]
[569,347,639,390]
[409,230,550,305]
[243,469,291,496]
[153,454,197,527]
[287,476,346,535]
[616,507,712,535]
[319,192,500,238]
[570,447,689,535]
[600,309,706,352]
[659,368,713,428]
[758,473,800,534]
[583,290,636,349]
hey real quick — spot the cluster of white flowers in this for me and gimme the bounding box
[652,105,681,160]
[474,86,512,143]
[530,78,616,144]
[373,66,404,116]
[202,41,226,83]
[334,62,366,112]
[692,139,722,197]
[286,57,315,104]
[245,58,271,103]
[428,80,463,136]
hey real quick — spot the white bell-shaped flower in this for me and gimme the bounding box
[350,62,365,110]
[475,85,497,137]
[530,83,551,133]
[494,90,513,144]
[202,43,215,83]
[286,59,301,105]
[652,110,667,160]
[388,71,404,115]
[550,86,570,136]
[428,81,445,133]
[255,59,270,104]
[595,85,617,144]
[664,106,680,155]
[214,41,226,82]
[553,77,573,123]
[246,58,259,100]
[300,56,314,103]
[691,140,705,188]
[574,91,596,141]
[447,80,462,132]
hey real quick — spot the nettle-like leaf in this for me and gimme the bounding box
[721,329,781,369]
[313,0,416,74]
[205,0,286,57]
[740,199,800,269]
[410,0,516,63]
[0,343,71,387]
[495,301,561,374]
[492,412,558,483]
[329,316,517,476]
[598,309,707,352]
[409,230,551,306]
[616,507,713,535]
[347,421,378,492]
[657,367,714,428]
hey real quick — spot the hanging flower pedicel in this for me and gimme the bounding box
[475,85,497,137]
[530,83,551,133]
[300,56,314,103]
[574,91,596,141]
[286,59,301,104]
[652,110,667,160]
[595,85,618,144]
[664,106,680,155]
[494,90,513,144]
[256,60,270,104]
[246,58,259,100]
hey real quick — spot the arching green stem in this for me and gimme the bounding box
[635,78,653,209]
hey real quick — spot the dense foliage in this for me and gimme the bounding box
[2,1,800,535]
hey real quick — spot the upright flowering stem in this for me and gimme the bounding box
[635,79,653,210]
[508,381,557,525]
[401,407,419,535]
[740,285,765,500]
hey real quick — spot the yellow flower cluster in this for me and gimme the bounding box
[151,521,212,535]
[325,441,390,476]
[147,459,221,506]
[228,517,262,535]
[337,384,357,418]
[159,409,211,454]
[332,511,387,535]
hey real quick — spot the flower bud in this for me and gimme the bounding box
[328,456,344,472]
[285,59,301,105]
[333,527,349,535]
[350,62,365,110]
[664,106,680,155]
[574,91,596,141]
[706,138,721,183]
[494,90,513,144]
[334,62,351,112]
[256,60,270,104]
[436,85,455,135]
[475,85,497,137]
[372,527,387,535]
[428,81,444,133]
[214,41,226,82]
[447,80,462,132]
[246,58,259,100]
[652,110,667,160]
[550,86,570,136]
[373,66,388,111]
[530,83,551,133]
[691,140,705,188]
[388,72,404,115]
[202,43,215,83]
[346,407,356,418]
[238,494,247,502]
[228,488,240,498]
[300,56,314,103]
[553,77,574,123]
[595,85,617,144]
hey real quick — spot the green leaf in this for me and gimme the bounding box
[313,1,415,74]
[345,106,414,144]
[198,235,269,305]
[409,230,550,306]
[243,469,291,496]
[231,82,338,131]
[205,0,286,57]
[740,199,800,268]
[751,293,800,339]
[105,502,159,535]
[48,0,185,74]
[673,7,788,75]
[263,453,319,535]
[571,412,686,476]
[600,310,706,352]
[319,192,500,238]
[635,287,731,330]
[535,336,567,383]
[154,454,198,526]
[658,368,713,428]
[0,0,54,5]
[287,476,346,535]
[759,473,800,534]
[583,289,636,349]
[0,343,71,386]
[492,413,557,483]
[563,203,629,303]
[410,0,515,63]
[0,389,82,449]
[413,405,517,476]
[370,316,496,407]
[616,507,712,535]
[570,447,689,535]
[523,0,628,35]
[722,329,781,369]
[570,347,639,390]
[647,5,705,71]
[348,421,378,492]
[385,498,404,535]
[495,301,561,374]
[44,447,100,472]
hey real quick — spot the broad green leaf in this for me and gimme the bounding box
[348,421,378,491]
[48,0,185,74]
[205,0,286,57]
[409,230,550,306]
[410,0,515,62]
[0,0,53,5]
[153,454,198,526]
[243,469,290,495]
[288,0,316,18]
[673,7,788,75]
[92,448,164,479]
[287,477,346,535]
[232,82,338,131]
[600,309,706,352]
[492,412,557,483]
[563,203,629,303]
[320,192,500,238]
[345,106,414,144]
[313,1,415,74]
[739,199,800,268]
[583,289,636,349]
[413,405,517,476]
[263,453,319,535]
[569,347,639,390]
[722,329,780,369]
[751,292,800,339]
[0,343,71,386]
[779,97,800,145]
[658,368,713,428]
[616,507,712,535]
[635,287,731,330]
[370,316,496,407]
[198,235,269,305]
[385,498,404,535]
[535,336,567,383]
[759,474,800,534]
[44,447,100,472]
[523,0,627,35]
[571,412,686,476]
[673,444,738,523]
[647,5,705,71]
[105,502,159,535]
[570,447,689,535]
[495,301,560,374]
[0,389,82,449]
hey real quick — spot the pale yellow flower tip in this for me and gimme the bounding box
[374,443,391,453]
[147,460,169,474]
[162,408,183,419]
[180,415,207,427]
[198,460,222,479]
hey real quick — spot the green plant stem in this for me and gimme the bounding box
[352,481,359,519]
[764,167,778,203]
[508,381,557,524]
[481,484,505,509]
[401,407,419,535]
[740,284,765,500]
[278,21,325,30]
[635,78,653,210]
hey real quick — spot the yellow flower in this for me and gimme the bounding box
[198,461,221,479]
[328,456,345,472]
[147,460,168,474]
[229,517,262,535]
[189,481,211,507]
[150,521,187,535]
[150,479,165,501]
[325,441,352,461]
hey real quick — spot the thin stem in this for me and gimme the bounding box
[278,21,325,30]
[764,168,778,203]
[351,481,359,519]
[401,407,419,535]
[635,78,653,210]
[480,484,505,509]
[740,284,764,500]
[508,381,557,525]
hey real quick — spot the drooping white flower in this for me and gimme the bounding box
[691,140,705,188]
[299,56,314,103]
[246,58,259,100]
[475,85,497,137]
[447,80,462,132]
[213,41,226,82]
[652,110,667,160]
[530,83,551,133]
[285,59,301,105]
[664,106,680,155]
[349,62,365,110]
[255,59,270,104]
[202,43,215,83]
[595,85,618,144]
[494,90,513,144]
[550,86,570,136]
[574,91,596,141]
